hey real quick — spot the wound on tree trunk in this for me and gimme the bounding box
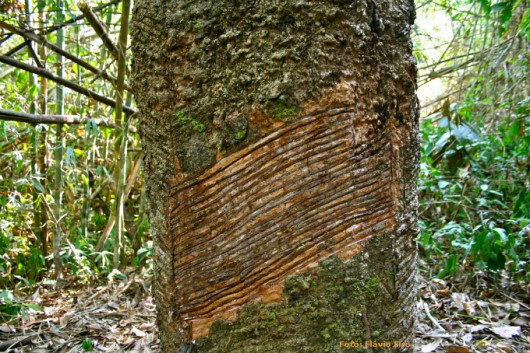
[170,107,396,340]
[132,0,419,351]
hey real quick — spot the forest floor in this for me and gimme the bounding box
[1,264,529,353]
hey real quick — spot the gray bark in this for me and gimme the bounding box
[131,1,419,352]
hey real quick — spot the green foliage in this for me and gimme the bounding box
[0,1,150,290]
[82,338,94,351]
[414,0,530,284]
[418,101,530,281]
[0,289,43,317]
[131,240,153,270]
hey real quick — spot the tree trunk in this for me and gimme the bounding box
[131,1,419,352]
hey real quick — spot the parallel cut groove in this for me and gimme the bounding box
[170,120,388,221]
[175,190,393,295]
[170,118,350,222]
[170,125,351,238]
[167,109,396,335]
[183,212,396,319]
[172,142,389,263]
[170,130,389,254]
[172,155,392,280]
[173,174,393,281]
[181,207,395,316]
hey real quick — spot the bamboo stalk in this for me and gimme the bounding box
[94,151,143,255]
[25,0,42,251]
[113,0,131,269]
[38,9,49,260]
[53,0,65,283]
[77,21,90,240]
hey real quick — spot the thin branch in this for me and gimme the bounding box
[0,20,131,91]
[3,40,31,56]
[420,57,477,83]
[27,42,42,67]
[0,32,13,46]
[3,0,121,57]
[43,0,121,35]
[0,55,136,115]
[78,1,119,60]
[0,108,115,126]
[421,84,473,109]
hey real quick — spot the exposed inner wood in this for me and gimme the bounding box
[168,107,396,341]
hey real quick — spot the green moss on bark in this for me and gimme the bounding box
[268,99,300,122]
[193,234,411,353]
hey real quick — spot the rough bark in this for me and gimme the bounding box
[131,0,419,352]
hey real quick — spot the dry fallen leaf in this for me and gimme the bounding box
[452,293,470,312]
[0,324,15,333]
[139,322,156,332]
[421,339,442,353]
[444,345,470,353]
[490,325,521,339]
[495,342,512,353]
[436,288,450,296]
[119,336,136,347]
[86,322,103,331]
[463,301,476,316]
[467,324,488,333]
[132,326,146,338]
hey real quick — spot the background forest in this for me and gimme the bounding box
[0,0,529,352]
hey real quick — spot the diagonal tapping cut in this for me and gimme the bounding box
[168,107,396,340]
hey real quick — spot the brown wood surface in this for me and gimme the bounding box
[168,107,396,340]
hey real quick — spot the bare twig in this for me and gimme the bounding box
[0,20,131,91]
[0,108,115,126]
[0,55,136,115]
[0,335,39,351]
[3,0,121,57]
[421,299,446,332]
[77,1,120,60]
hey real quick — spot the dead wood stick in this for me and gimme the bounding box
[78,1,120,60]
[0,55,136,115]
[0,21,131,92]
[0,335,39,351]
[0,108,114,126]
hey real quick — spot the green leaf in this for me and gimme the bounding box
[31,178,45,193]
[437,180,450,189]
[0,290,14,302]
[82,338,94,351]
[24,303,43,312]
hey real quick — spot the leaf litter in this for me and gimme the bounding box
[1,264,529,352]
[415,261,530,353]
[0,269,159,353]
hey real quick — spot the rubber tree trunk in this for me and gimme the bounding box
[131,1,419,352]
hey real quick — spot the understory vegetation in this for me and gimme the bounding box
[0,0,528,327]
[414,0,530,286]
